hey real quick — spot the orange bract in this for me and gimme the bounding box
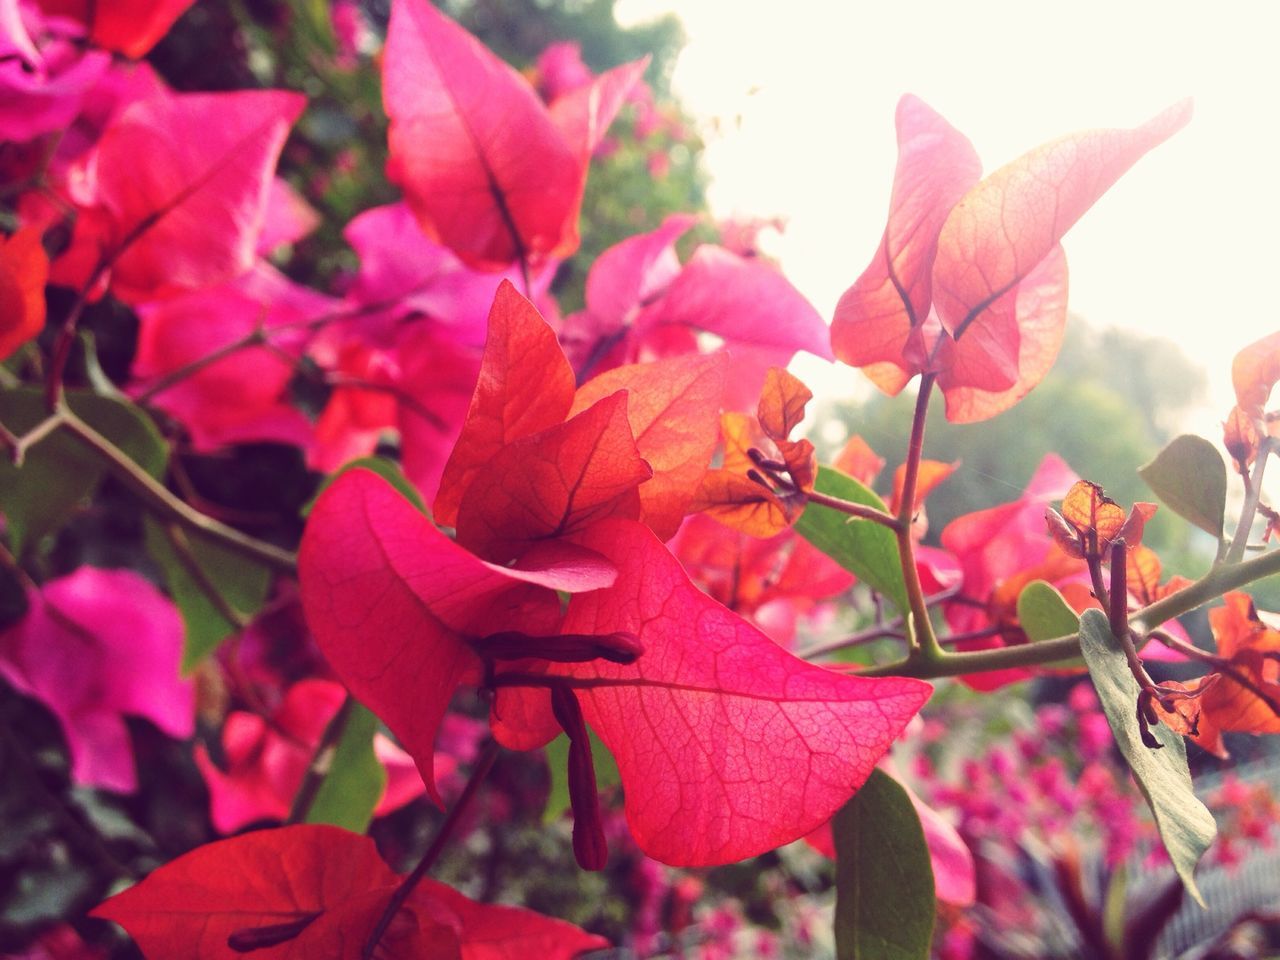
[0,227,50,361]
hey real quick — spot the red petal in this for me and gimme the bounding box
[39,0,195,58]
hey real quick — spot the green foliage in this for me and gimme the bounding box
[305,701,387,833]
[833,769,935,960]
[796,466,908,616]
[143,518,272,671]
[0,390,166,558]
[1077,609,1216,905]
[1140,434,1228,542]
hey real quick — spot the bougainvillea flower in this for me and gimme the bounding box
[383,0,645,270]
[131,263,336,451]
[93,825,608,958]
[0,1,109,144]
[0,225,50,360]
[1166,593,1280,758]
[256,177,320,257]
[560,217,831,407]
[36,0,195,58]
[435,280,724,540]
[0,568,193,792]
[50,86,304,302]
[1045,480,1158,560]
[194,679,428,834]
[832,95,1191,423]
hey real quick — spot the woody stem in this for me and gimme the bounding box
[362,740,500,960]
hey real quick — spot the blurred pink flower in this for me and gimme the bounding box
[0,567,192,792]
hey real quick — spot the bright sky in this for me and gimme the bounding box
[616,0,1280,434]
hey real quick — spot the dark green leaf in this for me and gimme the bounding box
[302,457,426,517]
[796,466,907,615]
[1077,609,1215,905]
[543,729,620,825]
[1138,434,1226,540]
[304,701,386,833]
[833,769,935,960]
[144,518,271,671]
[0,388,166,556]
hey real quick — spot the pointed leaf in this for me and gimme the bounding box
[143,518,271,672]
[1077,609,1215,905]
[90,825,403,958]
[383,0,581,269]
[1231,329,1280,420]
[572,354,726,539]
[552,519,931,865]
[455,391,651,562]
[38,0,196,57]
[304,702,387,834]
[1138,434,1227,540]
[0,389,166,556]
[795,466,909,616]
[303,456,426,518]
[434,281,576,527]
[833,769,935,960]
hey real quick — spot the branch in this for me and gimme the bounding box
[858,545,1280,679]
[1225,435,1276,563]
[58,408,296,574]
[896,374,944,658]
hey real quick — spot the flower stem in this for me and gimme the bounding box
[896,374,943,659]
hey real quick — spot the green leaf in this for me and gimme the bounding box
[304,701,386,833]
[302,457,426,517]
[144,518,271,671]
[1138,434,1227,540]
[833,769,935,960]
[796,466,908,615]
[1017,580,1080,642]
[0,388,166,556]
[1077,609,1216,905]
[543,729,620,825]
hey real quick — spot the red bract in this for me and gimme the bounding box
[832,95,1191,422]
[55,86,304,302]
[299,468,611,806]
[36,0,195,58]
[194,679,427,833]
[92,825,608,958]
[383,0,644,270]
[0,568,192,792]
[544,519,930,865]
